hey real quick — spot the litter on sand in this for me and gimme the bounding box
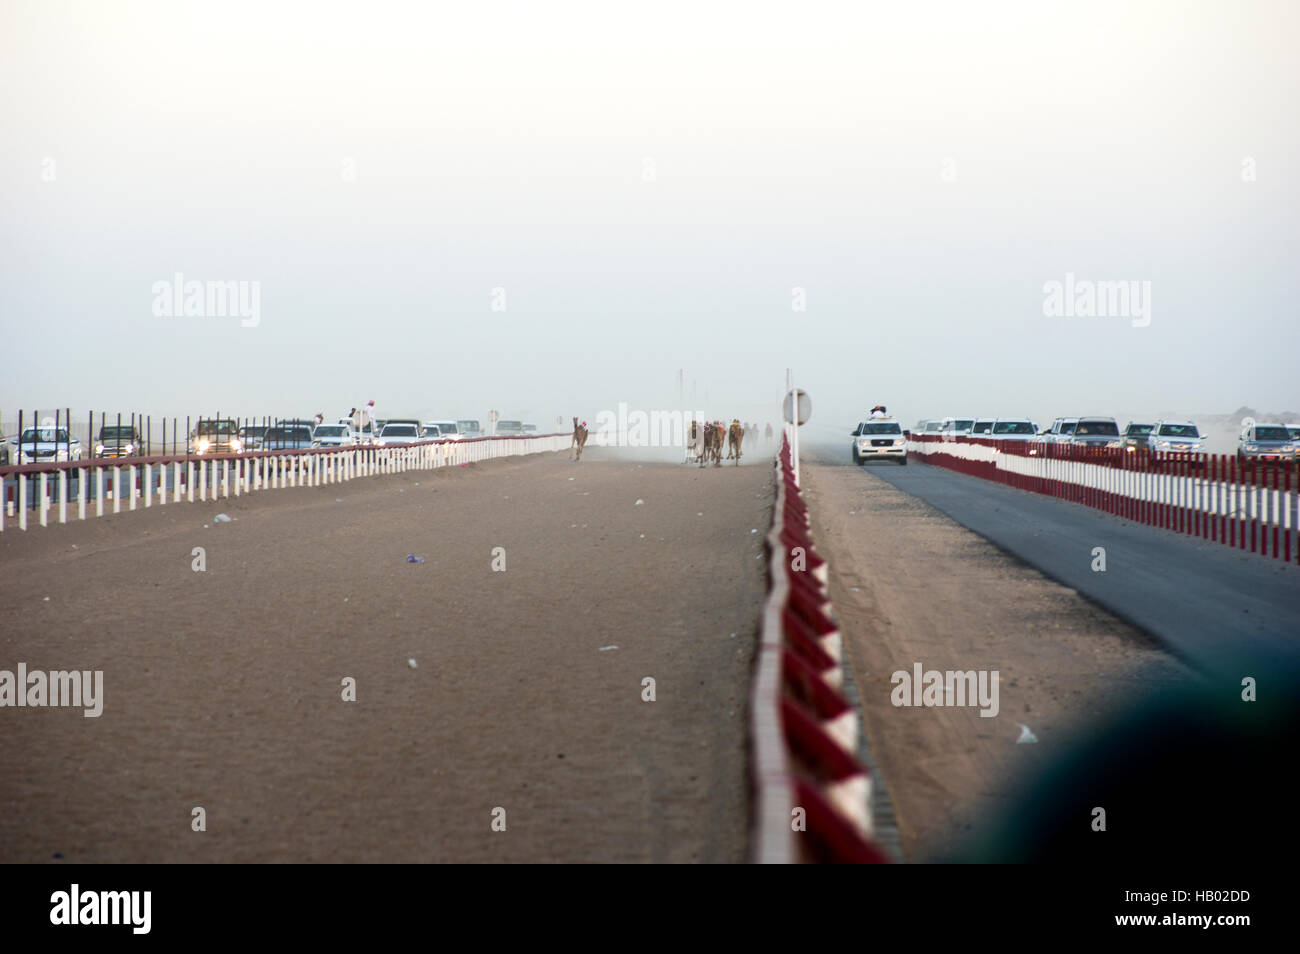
[635,499,644,505]
[214,513,232,523]
[1015,723,1039,744]
[406,555,425,563]
[408,658,419,669]
[598,645,619,652]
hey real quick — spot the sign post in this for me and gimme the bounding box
[782,380,812,486]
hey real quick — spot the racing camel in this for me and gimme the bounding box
[570,417,589,461]
[727,420,744,464]
[699,421,725,468]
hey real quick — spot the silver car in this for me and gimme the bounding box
[1042,417,1079,445]
[941,417,976,439]
[1237,423,1297,465]
[1071,417,1123,450]
[991,419,1041,455]
[312,424,357,448]
[1146,420,1204,456]
[424,421,460,440]
[12,426,83,465]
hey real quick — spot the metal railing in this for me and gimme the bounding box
[908,435,1300,563]
[751,434,891,863]
[1,433,569,532]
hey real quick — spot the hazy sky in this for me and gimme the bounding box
[2,0,1297,437]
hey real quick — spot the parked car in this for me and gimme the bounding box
[496,420,524,436]
[457,419,482,438]
[312,424,356,448]
[1071,417,1123,450]
[1121,422,1154,453]
[522,423,538,434]
[94,424,145,459]
[1146,421,1204,457]
[971,418,995,436]
[922,420,944,435]
[1237,423,1296,465]
[376,423,422,446]
[12,426,83,465]
[851,419,907,465]
[191,418,243,456]
[423,420,461,440]
[421,424,442,439]
[991,419,1041,454]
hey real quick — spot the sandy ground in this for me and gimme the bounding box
[0,447,770,863]
[801,451,1197,862]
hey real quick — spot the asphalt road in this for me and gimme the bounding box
[830,453,1300,676]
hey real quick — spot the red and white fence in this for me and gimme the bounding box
[909,436,1300,563]
[0,434,569,532]
[751,435,891,863]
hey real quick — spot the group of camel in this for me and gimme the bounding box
[568,416,768,466]
[688,420,746,467]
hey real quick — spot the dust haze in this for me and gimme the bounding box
[2,1,1296,435]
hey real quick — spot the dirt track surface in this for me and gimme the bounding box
[802,453,1195,862]
[0,448,770,863]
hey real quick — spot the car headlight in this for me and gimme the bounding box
[230,439,242,452]
[197,439,211,453]
[94,444,105,454]
[1245,443,1258,451]
[124,443,135,454]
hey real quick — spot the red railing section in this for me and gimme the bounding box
[909,435,1299,564]
[751,435,891,864]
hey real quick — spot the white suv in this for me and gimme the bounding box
[852,419,907,465]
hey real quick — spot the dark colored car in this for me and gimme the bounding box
[95,424,145,459]
[263,423,315,451]
[1122,422,1154,453]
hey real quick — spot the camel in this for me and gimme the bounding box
[728,421,743,464]
[699,420,723,468]
[570,417,589,461]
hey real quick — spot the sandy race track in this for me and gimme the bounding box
[0,447,770,863]
[802,451,1197,862]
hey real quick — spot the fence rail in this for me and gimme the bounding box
[751,435,891,863]
[908,435,1300,563]
[1,434,569,532]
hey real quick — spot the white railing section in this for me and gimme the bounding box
[1,434,569,532]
